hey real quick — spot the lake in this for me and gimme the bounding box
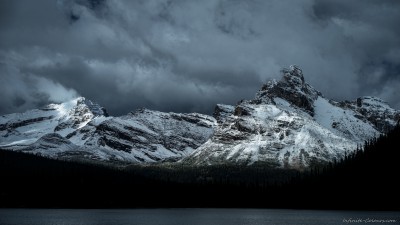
[0,208,398,225]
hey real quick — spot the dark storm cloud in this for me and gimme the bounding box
[311,0,400,108]
[1,0,399,116]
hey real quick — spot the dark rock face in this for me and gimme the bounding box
[213,104,235,123]
[98,136,132,153]
[12,133,77,155]
[184,65,399,169]
[0,97,111,158]
[70,109,217,162]
[338,96,400,133]
[92,118,164,154]
[0,116,54,131]
[256,65,321,115]
[234,105,254,117]
[38,133,72,146]
[54,97,109,133]
[76,97,108,117]
[2,65,399,168]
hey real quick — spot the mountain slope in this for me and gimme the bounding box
[0,99,216,163]
[0,97,108,147]
[72,109,216,162]
[1,65,398,168]
[184,65,398,168]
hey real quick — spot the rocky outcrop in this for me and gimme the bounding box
[54,97,109,132]
[1,98,216,163]
[14,133,77,157]
[338,96,400,132]
[255,65,321,116]
[1,65,398,168]
[0,116,54,131]
[0,97,109,147]
[79,109,217,162]
[184,65,397,169]
[213,104,235,123]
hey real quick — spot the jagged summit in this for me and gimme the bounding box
[42,97,108,117]
[51,97,109,134]
[1,96,216,163]
[73,97,109,117]
[71,97,107,116]
[255,65,321,116]
[185,65,399,168]
[1,66,399,169]
[0,96,110,147]
[282,65,305,85]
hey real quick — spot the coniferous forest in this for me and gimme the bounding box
[0,125,399,210]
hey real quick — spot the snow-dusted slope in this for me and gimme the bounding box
[12,133,78,157]
[0,97,108,147]
[184,65,398,169]
[313,97,378,142]
[0,98,216,163]
[1,65,398,168]
[8,133,145,163]
[338,96,400,132]
[68,109,216,162]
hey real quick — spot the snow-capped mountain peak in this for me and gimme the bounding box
[184,66,399,169]
[76,97,109,117]
[43,97,108,118]
[1,97,216,163]
[0,97,110,146]
[255,65,321,116]
[1,66,399,169]
[283,65,305,85]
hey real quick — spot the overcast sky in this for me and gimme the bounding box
[1,0,399,116]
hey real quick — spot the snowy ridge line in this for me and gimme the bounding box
[0,97,217,163]
[183,65,399,169]
[1,65,399,169]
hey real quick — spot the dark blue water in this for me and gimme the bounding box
[0,208,398,225]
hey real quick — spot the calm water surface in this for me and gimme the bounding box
[0,208,398,225]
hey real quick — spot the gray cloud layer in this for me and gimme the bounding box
[1,0,399,115]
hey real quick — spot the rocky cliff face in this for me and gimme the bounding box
[1,65,398,168]
[68,109,216,162]
[255,65,321,116]
[0,97,108,147]
[184,65,399,169]
[0,98,216,163]
[337,96,400,132]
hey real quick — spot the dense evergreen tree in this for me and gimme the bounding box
[0,124,399,209]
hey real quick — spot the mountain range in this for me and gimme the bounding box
[1,65,399,169]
